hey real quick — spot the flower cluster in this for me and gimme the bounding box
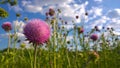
[46,8,55,16]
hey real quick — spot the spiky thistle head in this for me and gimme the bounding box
[2,22,12,32]
[23,19,51,45]
[90,34,98,41]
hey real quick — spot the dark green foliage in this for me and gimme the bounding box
[0,8,8,19]
[0,0,18,19]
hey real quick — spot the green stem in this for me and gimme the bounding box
[66,50,70,68]
[53,19,56,68]
[7,31,10,53]
[13,33,17,52]
[33,44,37,68]
[27,48,33,68]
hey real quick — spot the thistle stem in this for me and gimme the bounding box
[7,31,10,53]
[33,44,37,68]
[53,19,56,68]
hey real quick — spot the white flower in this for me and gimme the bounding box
[13,20,25,33]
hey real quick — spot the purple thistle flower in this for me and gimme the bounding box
[90,34,98,41]
[2,22,12,32]
[23,19,51,45]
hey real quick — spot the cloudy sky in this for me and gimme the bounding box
[0,0,120,49]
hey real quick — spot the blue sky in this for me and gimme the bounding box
[0,0,120,49]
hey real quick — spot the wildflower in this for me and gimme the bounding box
[50,19,54,25]
[16,13,21,17]
[65,21,67,24]
[85,12,88,16]
[79,28,84,33]
[67,41,70,44]
[20,43,26,48]
[94,26,100,32]
[107,27,110,30]
[2,22,12,53]
[13,20,25,33]
[111,27,114,31]
[2,22,12,32]
[76,16,79,19]
[24,17,28,21]
[23,19,51,45]
[48,8,55,16]
[90,34,98,41]
[78,27,84,34]
[57,9,61,13]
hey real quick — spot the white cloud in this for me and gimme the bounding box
[94,0,103,3]
[61,24,74,30]
[115,9,120,14]
[0,32,25,40]
[66,36,73,41]
[94,8,103,16]
[22,0,88,23]
[87,7,103,23]
[9,5,23,12]
[21,0,120,34]
[113,31,120,35]
[89,7,103,17]
[24,5,42,13]
[103,9,120,31]
[0,33,9,38]
[86,8,120,33]
[21,0,92,33]
[21,0,73,11]
[107,9,120,18]
[86,8,120,30]
[22,1,32,6]
[86,15,108,30]
[22,0,73,6]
